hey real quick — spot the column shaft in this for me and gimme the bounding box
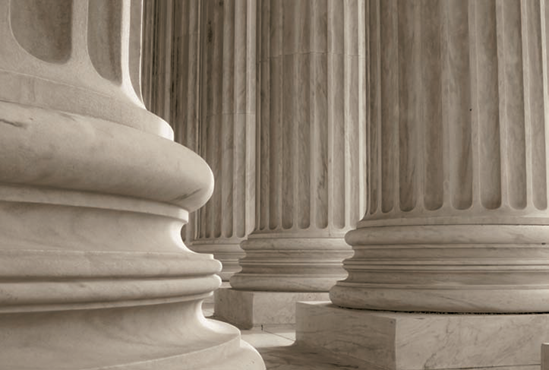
[230,0,367,292]
[331,0,549,312]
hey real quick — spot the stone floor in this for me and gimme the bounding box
[202,302,362,370]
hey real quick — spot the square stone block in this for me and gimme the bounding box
[214,288,329,329]
[296,302,549,370]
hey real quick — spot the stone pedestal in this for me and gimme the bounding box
[297,302,547,370]
[215,288,328,329]
[0,1,264,368]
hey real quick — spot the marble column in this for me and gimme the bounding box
[297,1,549,369]
[216,0,367,328]
[230,0,367,292]
[331,0,549,313]
[0,1,264,368]
[192,0,257,281]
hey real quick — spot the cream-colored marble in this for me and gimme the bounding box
[330,0,549,313]
[215,288,329,329]
[0,1,264,368]
[231,0,367,293]
[297,302,549,370]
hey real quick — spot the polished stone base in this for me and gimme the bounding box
[214,288,329,329]
[296,302,549,370]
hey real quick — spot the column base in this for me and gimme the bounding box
[296,302,549,370]
[214,288,329,329]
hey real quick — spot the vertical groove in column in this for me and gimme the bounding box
[269,0,283,230]
[380,0,398,214]
[258,0,270,231]
[368,0,381,216]
[281,0,295,230]
[88,0,123,83]
[221,0,235,239]
[397,0,418,213]
[444,0,473,211]
[523,0,547,211]
[498,0,527,210]
[421,0,444,211]
[345,0,364,227]
[476,0,502,210]
[329,0,345,229]
[10,0,73,63]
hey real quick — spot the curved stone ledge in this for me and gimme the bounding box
[0,102,264,368]
[0,101,213,212]
[0,301,263,370]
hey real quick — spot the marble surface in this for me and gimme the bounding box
[297,302,549,370]
[214,288,329,329]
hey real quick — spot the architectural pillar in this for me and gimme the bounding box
[192,0,257,281]
[216,0,367,328]
[0,1,264,368]
[297,1,549,369]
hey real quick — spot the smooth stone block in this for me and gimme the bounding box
[214,288,329,329]
[296,302,549,370]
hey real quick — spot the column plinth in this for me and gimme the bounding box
[0,1,264,368]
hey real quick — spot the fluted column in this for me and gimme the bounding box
[331,0,549,312]
[230,0,367,292]
[192,0,257,281]
[0,1,264,368]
